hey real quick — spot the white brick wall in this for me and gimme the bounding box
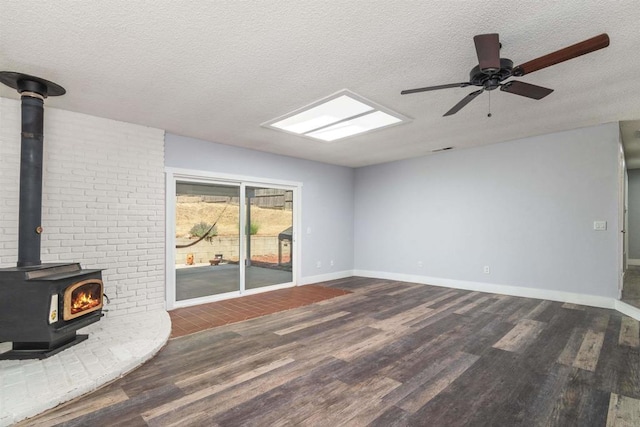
[0,97,165,316]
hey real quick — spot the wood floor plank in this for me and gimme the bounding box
[481,294,513,314]
[210,359,350,427]
[600,345,640,400]
[142,357,294,421]
[504,298,544,324]
[25,384,184,427]
[384,283,424,296]
[369,302,434,331]
[301,375,401,426]
[174,341,300,392]
[557,327,587,366]
[607,393,640,427]
[494,297,540,323]
[421,289,462,308]
[335,375,404,424]
[147,356,337,426]
[368,405,412,427]
[483,308,586,426]
[563,302,587,310]
[273,310,351,335]
[619,316,640,348]
[380,313,495,383]
[279,321,381,364]
[574,329,606,371]
[268,381,353,426]
[23,387,130,426]
[492,318,546,353]
[332,328,407,362]
[226,305,332,336]
[594,315,640,400]
[461,316,514,356]
[154,411,219,427]
[406,348,522,426]
[547,368,609,427]
[355,280,406,294]
[524,363,574,426]
[522,299,554,320]
[396,351,479,413]
[405,292,481,329]
[525,307,586,370]
[590,312,612,332]
[217,378,350,427]
[535,300,568,323]
[454,295,491,315]
[118,332,265,395]
[333,326,444,386]
[370,291,439,320]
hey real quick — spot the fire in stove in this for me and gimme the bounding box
[72,291,100,313]
[65,280,104,320]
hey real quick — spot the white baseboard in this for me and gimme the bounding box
[352,269,615,310]
[299,269,640,322]
[628,259,640,266]
[615,300,640,321]
[300,270,354,286]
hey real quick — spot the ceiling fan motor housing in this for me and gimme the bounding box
[469,58,513,90]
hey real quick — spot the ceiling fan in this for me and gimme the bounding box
[401,33,610,116]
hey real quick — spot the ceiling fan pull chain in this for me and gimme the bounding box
[487,91,492,118]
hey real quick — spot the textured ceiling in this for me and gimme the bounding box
[1,1,639,167]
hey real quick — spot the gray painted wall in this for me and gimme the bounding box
[628,169,640,259]
[354,123,621,298]
[165,134,355,281]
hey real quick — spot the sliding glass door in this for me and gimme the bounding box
[167,171,299,309]
[245,186,293,290]
[175,181,240,301]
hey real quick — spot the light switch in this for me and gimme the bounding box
[593,221,607,231]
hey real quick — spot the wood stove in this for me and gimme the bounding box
[0,264,103,359]
[0,72,104,359]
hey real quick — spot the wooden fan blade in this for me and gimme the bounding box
[443,89,484,116]
[500,81,553,99]
[401,82,470,95]
[474,33,500,72]
[513,33,609,76]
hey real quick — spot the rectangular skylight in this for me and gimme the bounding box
[271,95,374,134]
[306,111,402,141]
[263,89,409,142]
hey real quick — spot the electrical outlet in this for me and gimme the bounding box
[417,261,423,268]
[593,221,607,231]
[483,266,490,274]
[316,261,322,268]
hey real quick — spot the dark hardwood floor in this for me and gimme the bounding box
[23,277,640,426]
[623,266,640,309]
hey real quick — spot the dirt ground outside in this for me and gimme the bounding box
[176,200,292,238]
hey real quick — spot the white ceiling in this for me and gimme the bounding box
[1,1,639,168]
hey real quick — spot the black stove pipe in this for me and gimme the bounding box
[17,91,45,267]
[0,72,66,268]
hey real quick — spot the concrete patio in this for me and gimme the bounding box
[176,264,293,301]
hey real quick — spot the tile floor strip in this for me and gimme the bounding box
[168,285,351,338]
